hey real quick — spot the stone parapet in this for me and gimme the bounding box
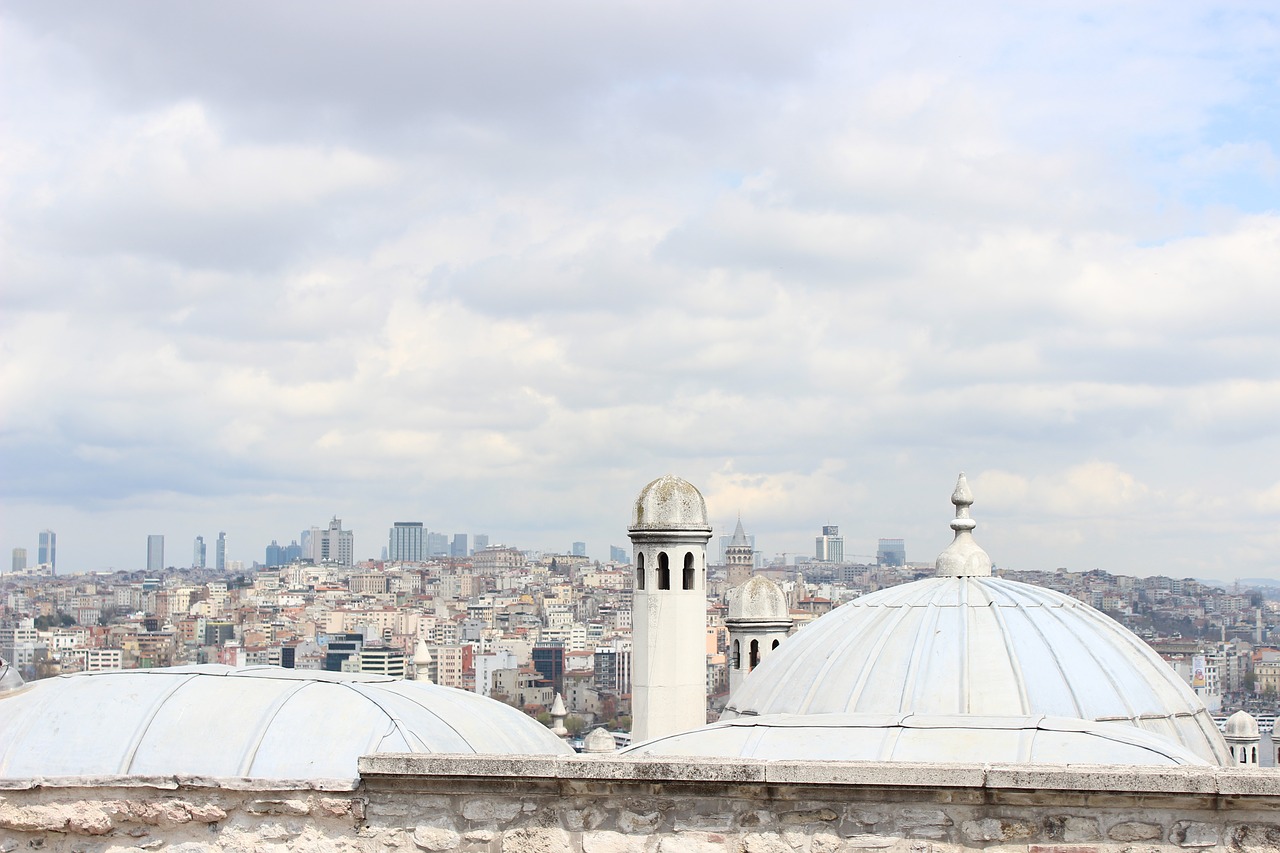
[2,756,1279,852]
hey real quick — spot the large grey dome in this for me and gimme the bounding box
[721,576,1230,765]
[0,665,571,782]
[626,712,1211,766]
[630,475,710,531]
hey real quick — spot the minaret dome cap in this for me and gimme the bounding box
[934,473,993,577]
[630,475,711,531]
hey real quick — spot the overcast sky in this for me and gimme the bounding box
[2,2,1278,579]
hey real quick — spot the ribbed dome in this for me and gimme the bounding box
[728,576,788,620]
[0,665,571,782]
[1224,710,1260,739]
[626,712,1211,766]
[721,576,1230,765]
[630,475,710,531]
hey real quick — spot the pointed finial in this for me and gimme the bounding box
[935,473,992,577]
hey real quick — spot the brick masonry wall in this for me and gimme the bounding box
[2,756,1279,852]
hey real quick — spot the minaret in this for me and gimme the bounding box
[549,693,569,738]
[1223,710,1261,766]
[724,516,754,589]
[628,475,713,742]
[725,576,792,697]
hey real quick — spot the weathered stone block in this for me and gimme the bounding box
[743,832,790,853]
[246,799,310,816]
[500,827,572,853]
[564,805,608,831]
[780,809,838,827]
[619,810,661,834]
[1044,816,1100,843]
[960,818,1036,843]
[809,832,841,853]
[657,833,726,853]
[739,810,774,829]
[842,834,899,849]
[465,830,496,843]
[463,800,522,824]
[1106,821,1163,842]
[1170,821,1218,848]
[1229,822,1280,850]
[583,830,648,853]
[414,826,462,851]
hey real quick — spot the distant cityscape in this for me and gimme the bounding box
[4,518,1279,740]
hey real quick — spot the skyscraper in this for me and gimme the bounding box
[815,525,843,563]
[313,517,353,566]
[426,532,449,558]
[608,545,629,564]
[215,532,226,572]
[473,534,489,552]
[193,536,206,569]
[389,522,425,562]
[571,541,586,557]
[451,533,468,558]
[877,538,906,567]
[265,540,285,567]
[147,535,165,572]
[38,530,56,573]
[11,548,27,573]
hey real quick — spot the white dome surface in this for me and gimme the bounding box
[1224,710,1260,739]
[728,576,789,620]
[624,713,1211,766]
[630,475,710,531]
[0,665,571,781]
[721,576,1230,765]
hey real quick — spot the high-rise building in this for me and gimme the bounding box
[147,535,165,572]
[877,538,906,567]
[284,540,303,563]
[473,534,489,552]
[215,532,226,572]
[609,545,629,564]
[815,525,843,563]
[388,522,425,562]
[426,532,449,558]
[265,540,285,567]
[11,548,27,573]
[571,541,586,557]
[451,533,468,558]
[38,530,56,573]
[193,536,206,569]
[312,517,354,566]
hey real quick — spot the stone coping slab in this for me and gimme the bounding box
[0,775,359,792]
[358,753,1280,798]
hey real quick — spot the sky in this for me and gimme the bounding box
[2,2,1279,580]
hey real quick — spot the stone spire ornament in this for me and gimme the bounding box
[549,693,569,737]
[934,473,992,577]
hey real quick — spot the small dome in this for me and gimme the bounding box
[582,727,617,753]
[624,713,1211,767]
[728,576,788,621]
[630,475,710,531]
[1224,710,1260,739]
[0,658,24,694]
[0,665,571,782]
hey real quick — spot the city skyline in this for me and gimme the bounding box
[3,4,1279,581]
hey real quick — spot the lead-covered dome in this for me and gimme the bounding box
[630,475,710,531]
[1224,710,1260,739]
[626,712,1211,766]
[0,665,571,782]
[721,476,1230,766]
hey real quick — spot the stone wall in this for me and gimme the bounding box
[2,756,1279,853]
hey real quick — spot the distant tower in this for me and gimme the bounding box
[11,548,27,573]
[146,535,165,572]
[628,475,712,743]
[215,532,227,572]
[38,530,56,573]
[724,516,754,589]
[193,536,206,569]
[725,576,792,696]
[1223,710,1261,766]
[815,525,843,563]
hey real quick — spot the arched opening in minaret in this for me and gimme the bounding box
[657,552,670,589]
[732,640,740,669]
[772,639,780,650]
[635,552,645,590]
[1252,746,1258,764]
[682,552,694,589]
[749,639,760,670]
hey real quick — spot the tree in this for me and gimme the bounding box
[565,715,586,735]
